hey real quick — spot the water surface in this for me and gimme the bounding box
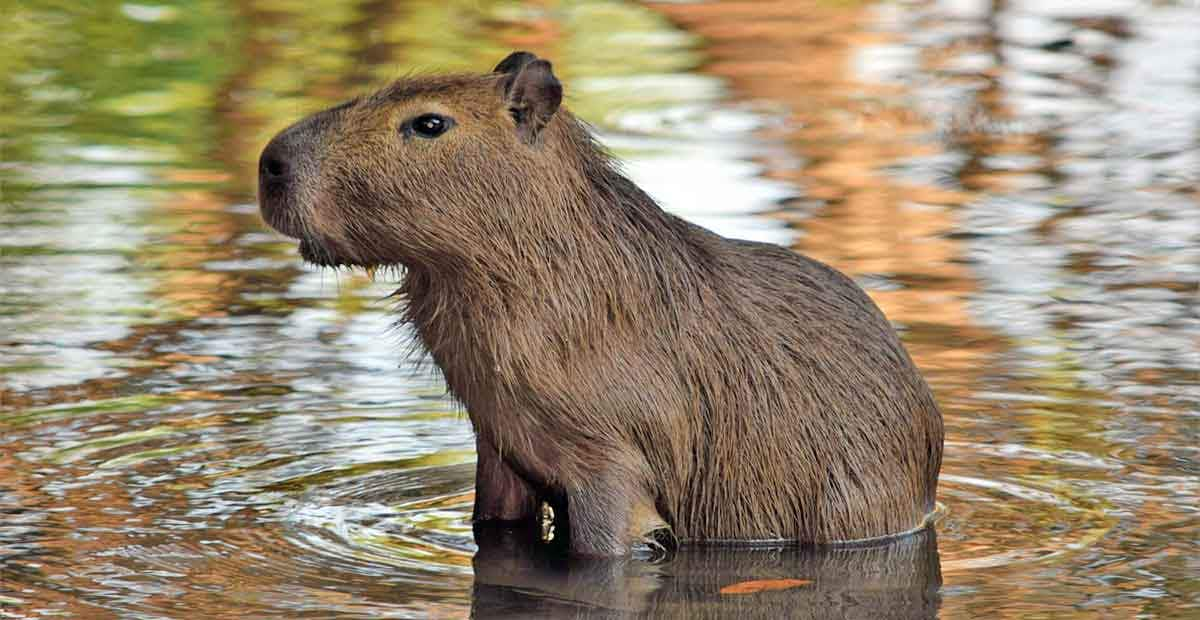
[2,0,1197,618]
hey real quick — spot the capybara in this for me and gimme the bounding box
[258,51,944,556]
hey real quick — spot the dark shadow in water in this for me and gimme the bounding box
[470,523,942,619]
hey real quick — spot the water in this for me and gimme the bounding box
[1,0,1196,618]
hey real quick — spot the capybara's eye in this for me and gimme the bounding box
[407,113,454,139]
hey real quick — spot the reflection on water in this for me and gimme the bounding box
[471,524,941,619]
[1,0,1197,618]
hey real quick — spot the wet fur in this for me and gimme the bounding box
[258,53,944,556]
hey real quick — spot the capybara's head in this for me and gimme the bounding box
[258,52,578,270]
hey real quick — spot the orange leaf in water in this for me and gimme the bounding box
[719,579,813,595]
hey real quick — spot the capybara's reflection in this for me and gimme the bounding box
[470,522,942,619]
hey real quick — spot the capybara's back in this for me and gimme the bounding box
[257,51,943,556]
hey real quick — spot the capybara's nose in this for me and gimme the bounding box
[258,129,308,238]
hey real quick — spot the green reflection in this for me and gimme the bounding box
[1,394,177,427]
[2,0,701,195]
[1,0,238,179]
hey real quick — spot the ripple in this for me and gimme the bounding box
[937,464,1118,573]
[280,466,478,577]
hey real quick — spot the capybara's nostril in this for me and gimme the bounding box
[258,133,295,186]
[261,153,288,179]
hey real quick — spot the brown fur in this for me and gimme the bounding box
[258,52,944,556]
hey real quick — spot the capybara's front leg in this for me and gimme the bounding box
[472,435,538,523]
[566,471,664,556]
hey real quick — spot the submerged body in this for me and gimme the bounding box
[258,52,943,555]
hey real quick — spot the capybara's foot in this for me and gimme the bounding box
[566,472,666,557]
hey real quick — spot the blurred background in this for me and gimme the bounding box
[1,0,1197,618]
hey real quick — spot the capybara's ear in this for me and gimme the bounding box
[493,51,538,75]
[497,55,562,145]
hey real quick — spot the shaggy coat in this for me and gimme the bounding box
[258,51,944,556]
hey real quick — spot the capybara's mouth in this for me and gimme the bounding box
[297,238,388,278]
[298,237,348,268]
